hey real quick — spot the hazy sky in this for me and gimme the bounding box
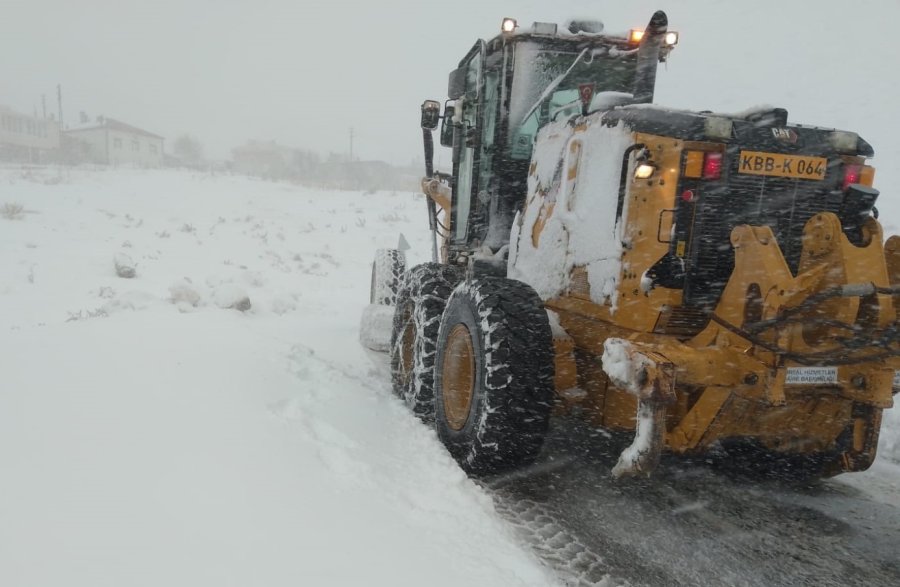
[2,0,898,175]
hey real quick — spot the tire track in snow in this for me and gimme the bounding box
[487,471,628,587]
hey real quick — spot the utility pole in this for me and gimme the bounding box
[56,84,63,129]
[349,127,354,162]
[42,94,47,119]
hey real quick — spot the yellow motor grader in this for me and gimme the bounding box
[382,10,898,478]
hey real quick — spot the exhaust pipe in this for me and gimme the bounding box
[632,10,668,104]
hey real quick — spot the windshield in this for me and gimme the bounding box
[508,40,638,160]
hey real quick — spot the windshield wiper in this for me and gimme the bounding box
[520,48,589,125]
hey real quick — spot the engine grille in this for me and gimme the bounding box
[683,157,844,308]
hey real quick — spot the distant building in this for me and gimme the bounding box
[65,117,164,167]
[232,140,319,181]
[319,159,395,190]
[231,139,416,191]
[0,104,60,163]
[232,140,294,178]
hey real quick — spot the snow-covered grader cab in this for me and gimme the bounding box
[380,10,898,478]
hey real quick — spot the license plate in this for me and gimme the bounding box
[785,366,838,385]
[738,150,827,181]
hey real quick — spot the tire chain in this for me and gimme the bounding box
[373,249,406,306]
[448,278,554,472]
[390,263,458,419]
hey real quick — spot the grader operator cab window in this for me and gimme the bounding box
[439,31,654,251]
[508,41,638,160]
[452,46,482,242]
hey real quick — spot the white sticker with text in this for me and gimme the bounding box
[785,366,838,385]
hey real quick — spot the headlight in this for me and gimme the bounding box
[634,163,656,179]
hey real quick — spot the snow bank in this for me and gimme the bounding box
[0,168,554,587]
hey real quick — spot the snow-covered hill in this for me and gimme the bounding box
[0,168,555,587]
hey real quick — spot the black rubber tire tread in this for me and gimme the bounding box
[370,248,406,306]
[434,277,554,475]
[390,263,459,420]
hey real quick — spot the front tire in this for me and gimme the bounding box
[434,277,554,474]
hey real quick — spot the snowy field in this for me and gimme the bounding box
[1,167,898,587]
[0,168,556,587]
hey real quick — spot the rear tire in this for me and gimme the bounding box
[434,277,554,474]
[390,263,459,420]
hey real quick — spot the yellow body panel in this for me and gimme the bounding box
[533,131,894,475]
[615,133,686,332]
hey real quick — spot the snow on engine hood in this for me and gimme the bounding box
[508,114,633,311]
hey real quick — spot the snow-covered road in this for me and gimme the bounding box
[1,168,898,586]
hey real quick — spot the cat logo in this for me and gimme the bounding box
[771,128,798,143]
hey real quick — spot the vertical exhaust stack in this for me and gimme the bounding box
[632,10,668,104]
[422,128,435,179]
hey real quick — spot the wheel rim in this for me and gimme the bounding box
[399,302,415,390]
[442,323,475,431]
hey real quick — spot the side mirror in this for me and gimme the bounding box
[440,104,455,147]
[448,67,466,100]
[420,100,440,131]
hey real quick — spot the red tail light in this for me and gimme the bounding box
[843,164,861,191]
[702,152,723,180]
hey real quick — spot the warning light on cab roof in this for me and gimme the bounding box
[628,29,679,46]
